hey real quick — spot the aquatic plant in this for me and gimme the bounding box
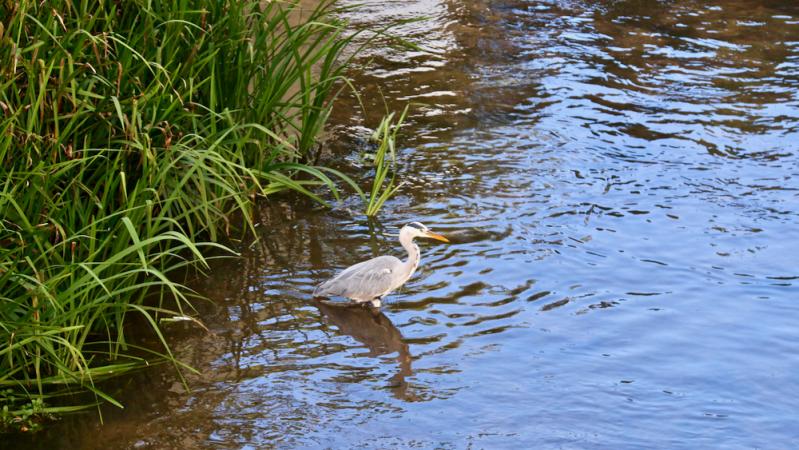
[362,108,409,217]
[0,0,372,427]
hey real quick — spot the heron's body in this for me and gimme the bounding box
[313,222,447,308]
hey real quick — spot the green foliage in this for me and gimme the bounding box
[362,107,408,217]
[0,0,369,423]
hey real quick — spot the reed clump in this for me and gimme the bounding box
[361,108,408,217]
[0,0,367,428]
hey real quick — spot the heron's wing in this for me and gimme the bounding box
[314,256,402,301]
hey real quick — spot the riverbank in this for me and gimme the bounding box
[0,0,372,430]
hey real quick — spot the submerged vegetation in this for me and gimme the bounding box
[0,0,396,428]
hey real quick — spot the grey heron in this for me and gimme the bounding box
[313,222,449,308]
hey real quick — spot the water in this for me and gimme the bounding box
[15,0,799,448]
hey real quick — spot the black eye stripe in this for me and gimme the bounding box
[407,222,426,231]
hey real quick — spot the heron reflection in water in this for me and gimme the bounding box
[316,302,416,400]
[313,222,449,308]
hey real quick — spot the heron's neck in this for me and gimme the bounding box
[400,234,421,282]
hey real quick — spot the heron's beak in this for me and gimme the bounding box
[423,231,449,243]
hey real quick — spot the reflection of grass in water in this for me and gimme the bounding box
[362,107,409,217]
[0,0,378,428]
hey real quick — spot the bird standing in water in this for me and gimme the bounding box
[313,222,449,308]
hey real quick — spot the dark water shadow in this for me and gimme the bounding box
[315,301,415,401]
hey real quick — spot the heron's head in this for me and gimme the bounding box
[401,222,449,243]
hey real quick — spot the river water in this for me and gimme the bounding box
[16,0,799,448]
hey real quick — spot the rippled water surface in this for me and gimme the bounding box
[20,0,799,448]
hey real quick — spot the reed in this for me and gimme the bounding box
[362,107,408,217]
[0,0,376,428]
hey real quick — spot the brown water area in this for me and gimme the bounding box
[11,0,799,448]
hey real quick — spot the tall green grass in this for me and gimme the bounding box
[0,0,377,428]
[361,107,408,217]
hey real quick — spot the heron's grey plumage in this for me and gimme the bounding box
[313,222,446,307]
[313,255,405,301]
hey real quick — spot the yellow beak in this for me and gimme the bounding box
[423,231,449,243]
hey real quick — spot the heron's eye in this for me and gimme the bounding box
[408,221,426,231]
